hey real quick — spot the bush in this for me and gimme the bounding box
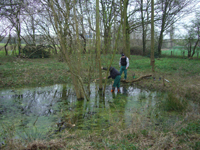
[146,49,160,58]
[130,46,143,55]
[23,45,51,58]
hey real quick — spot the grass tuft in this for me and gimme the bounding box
[163,93,188,112]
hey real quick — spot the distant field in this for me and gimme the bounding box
[162,48,200,58]
[0,43,26,56]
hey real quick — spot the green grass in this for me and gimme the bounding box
[1,53,200,88]
[0,56,70,88]
[101,54,200,77]
[177,120,200,135]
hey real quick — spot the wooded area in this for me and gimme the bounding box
[0,0,200,99]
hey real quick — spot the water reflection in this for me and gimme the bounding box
[0,83,195,139]
[0,84,150,131]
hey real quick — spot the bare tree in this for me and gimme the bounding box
[46,0,88,100]
[0,0,27,55]
[3,1,25,55]
[183,12,200,58]
[155,0,196,56]
[100,0,116,55]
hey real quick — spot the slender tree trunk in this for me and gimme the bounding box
[96,0,103,90]
[31,15,36,45]
[123,0,127,55]
[191,27,200,57]
[15,9,22,56]
[141,0,146,55]
[170,25,174,48]
[4,34,11,56]
[104,27,111,55]
[151,0,155,72]
[79,0,87,54]
[74,0,84,98]
[157,2,168,57]
[126,19,130,58]
[157,27,164,56]
[17,10,21,56]
[121,0,130,58]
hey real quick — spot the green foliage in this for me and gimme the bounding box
[126,133,138,140]
[141,129,148,136]
[176,120,200,135]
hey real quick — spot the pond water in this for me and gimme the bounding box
[0,83,197,142]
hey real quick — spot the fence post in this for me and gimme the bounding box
[183,51,185,58]
[171,51,172,57]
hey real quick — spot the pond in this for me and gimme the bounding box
[0,83,197,143]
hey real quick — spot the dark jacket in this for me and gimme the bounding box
[103,67,120,79]
[121,57,127,66]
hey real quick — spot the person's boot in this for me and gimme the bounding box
[111,87,115,92]
[117,88,120,93]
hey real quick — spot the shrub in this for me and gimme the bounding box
[130,46,143,55]
[23,45,51,58]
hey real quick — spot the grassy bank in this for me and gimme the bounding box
[1,54,200,100]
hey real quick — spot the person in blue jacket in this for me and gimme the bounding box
[119,53,129,80]
[101,66,121,92]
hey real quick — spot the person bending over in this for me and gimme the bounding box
[101,66,121,92]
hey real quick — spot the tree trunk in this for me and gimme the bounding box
[157,1,168,57]
[122,0,130,58]
[191,27,200,57]
[141,0,146,55]
[96,0,103,90]
[17,10,21,56]
[151,0,155,72]
[104,27,111,55]
[74,0,84,98]
[4,34,11,56]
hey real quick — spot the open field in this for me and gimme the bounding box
[162,48,200,58]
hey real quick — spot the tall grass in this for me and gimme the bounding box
[163,93,188,112]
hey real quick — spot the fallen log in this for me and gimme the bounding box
[121,74,152,83]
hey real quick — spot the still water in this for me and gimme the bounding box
[0,83,193,141]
